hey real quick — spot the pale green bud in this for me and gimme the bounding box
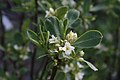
[66,31,77,42]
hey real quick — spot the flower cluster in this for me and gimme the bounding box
[49,31,77,57]
[62,60,85,80]
[48,31,98,80]
[48,31,85,79]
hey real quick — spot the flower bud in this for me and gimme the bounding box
[79,50,84,57]
[45,8,55,17]
[49,35,59,44]
[66,31,77,42]
[49,8,54,14]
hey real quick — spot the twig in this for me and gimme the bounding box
[38,56,49,80]
[30,0,38,80]
[49,66,58,80]
[49,58,61,80]
[30,46,37,80]
[0,11,5,46]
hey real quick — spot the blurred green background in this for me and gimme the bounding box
[0,0,120,80]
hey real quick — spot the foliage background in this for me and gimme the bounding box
[0,0,120,80]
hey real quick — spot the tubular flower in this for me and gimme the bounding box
[63,65,71,73]
[61,41,75,56]
[66,31,77,42]
[49,35,59,44]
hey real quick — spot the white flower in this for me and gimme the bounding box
[62,0,76,7]
[13,44,22,50]
[75,72,84,80]
[45,11,49,17]
[66,31,77,42]
[45,8,55,17]
[49,35,59,44]
[63,65,71,73]
[62,41,75,56]
[20,55,29,60]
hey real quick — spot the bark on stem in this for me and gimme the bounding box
[30,0,38,80]
[49,66,58,80]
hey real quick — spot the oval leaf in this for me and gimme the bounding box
[22,19,30,35]
[73,30,103,48]
[83,0,91,14]
[45,16,60,37]
[27,30,39,46]
[67,9,80,26]
[55,6,68,19]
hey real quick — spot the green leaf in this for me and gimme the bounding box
[59,20,65,39]
[45,16,60,37]
[21,19,30,36]
[90,5,108,12]
[67,9,80,27]
[39,25,45,43]
[55,6,68,19]
[71,19,82,28]
[27,30,39,46]
[54,71,66,80]
[14,32,24,45]
[73,30,103,48]
[63,18,68,29]
[83,60,98,71]
[83,0,91,14]
[45,31,50,44]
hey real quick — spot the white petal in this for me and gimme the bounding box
[49,35,59,44]
[51,35,55,38]
[64,65,70,73]
[65,50,71,55]
[75,72,84,80]
[62,47,66,51]
[70,46,75,50]
[65,42,71,46]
